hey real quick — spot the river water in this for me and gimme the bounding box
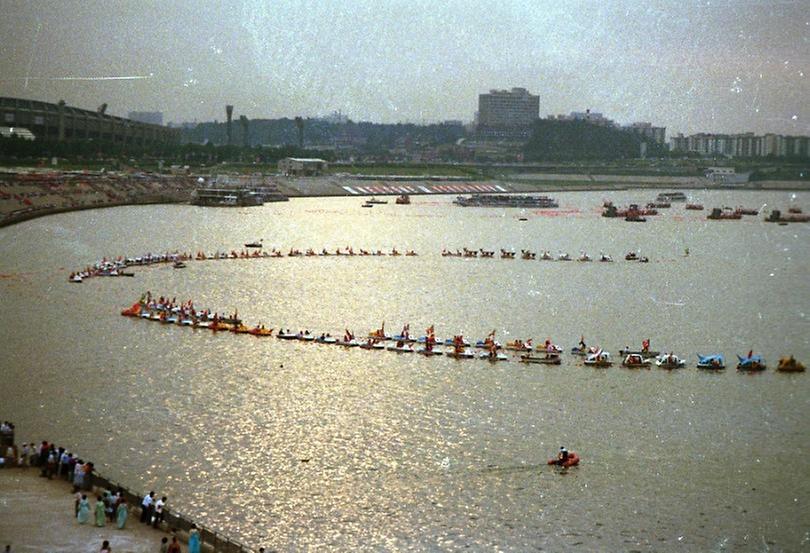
[1,190,809,551]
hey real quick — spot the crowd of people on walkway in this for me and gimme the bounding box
[2,425,268,553]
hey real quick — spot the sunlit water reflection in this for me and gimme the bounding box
[1,190,809,551]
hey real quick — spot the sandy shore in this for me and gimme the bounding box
[0,468,170,553]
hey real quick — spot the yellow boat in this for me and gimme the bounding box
[777,356,806,372]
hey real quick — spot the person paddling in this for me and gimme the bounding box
[557,446,569,466]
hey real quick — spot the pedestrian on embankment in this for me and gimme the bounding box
[116,497,128,529]
[159,537,169,553]
[166,536,181,553]
[188,524,200,553]
[77,494,90,524]
[72,459,85,492]
[99,539,111,553]
[152,496,167,528]
[140,491,155,524]
[94,495,106,527]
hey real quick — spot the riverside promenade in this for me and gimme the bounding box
[0,468,166,553]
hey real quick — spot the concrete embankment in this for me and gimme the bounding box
[0,170,195,228]
[0,468,167,553]
[0,465,252,553]
[1,168,808,228]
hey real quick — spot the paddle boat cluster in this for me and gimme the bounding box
[68,253,179,282]
[441,249,650,263]
[68,246,424,281]
[120,298,805,372]
[69,243,665,283]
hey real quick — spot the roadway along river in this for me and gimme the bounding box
[1,190,809,551]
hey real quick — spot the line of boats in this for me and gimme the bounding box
[119,298,805,372]
[603,195,807,224]
[69,244,663,282]
[441,249,649,262]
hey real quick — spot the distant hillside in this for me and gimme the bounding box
[181,119,466,151]
[523,120,667,161]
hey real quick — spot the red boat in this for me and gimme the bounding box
[685,203,704,210]
[548,452,580,468]
[707,208,741,220]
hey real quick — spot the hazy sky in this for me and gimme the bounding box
[1,0,808,136]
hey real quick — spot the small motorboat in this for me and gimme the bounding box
[504,341,532,352]
[619,344,660,357]
[577,252,592,262]
[622,354,652,368]
[737,354,766,371]
[315,335,337,344]
[707,208,742,220]
[366,197,388,204]
[276,331,298,340]
[656,354,685,369]
[391,334,416,343]
[445,348,476,359]
[416,347,443,356]
[387,342,415,353]
[359,340,386,350]
[244,240,263,248]
[584,351,612,367]
[69,274,83,283]
[685,203,704,210]
[232,324,253,334]
[479,351,509,362]
[696,354,725,370]
[777,356,805,372]
[557,252,571,261]
[173,261,186,269]
[599,253,613,262]
[249,327,273,337]
[443,337,471,347]
[520,354,561,365]
[625,252,638,261]
[395,194,410,205]
[337,339,360,347]
[571,345,597,356]
[540,251,553,260]
[361,203,373,208]
[475,339,501,350]
[547,451,580,468]
[625,215,646,222]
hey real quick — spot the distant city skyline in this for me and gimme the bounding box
[1,0,808,136]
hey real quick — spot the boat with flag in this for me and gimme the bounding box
[737,352,766,371]
[619,339,659,357]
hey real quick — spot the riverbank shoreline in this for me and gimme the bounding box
[1,167,808,229]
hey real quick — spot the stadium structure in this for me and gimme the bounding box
[0,97,178,145]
